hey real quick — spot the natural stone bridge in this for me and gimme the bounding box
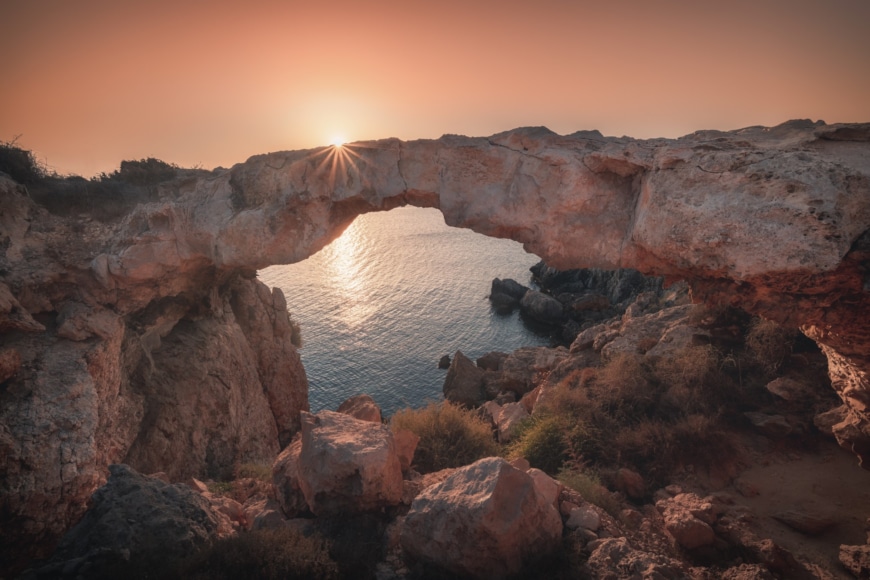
[1,119,869,568]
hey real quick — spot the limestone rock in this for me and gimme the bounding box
[656,493,718,549]
[271,437,308,518]
[585,537,691,579]
[297,411,402,515]
[481,400,529,443]
[393,428,420,473]
[840,544,870,577]
[443,350,485,406]
[5,121,870,570]
[566,504,601,532]
[336,393,382,423]
[613,467,646,500]
[400,457,562,578]
[19,464,222,579]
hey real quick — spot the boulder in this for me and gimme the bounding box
[656,493,718,549]
[393,428,420,473]
[19,464,222,579]
[443,350,485,407]
[771,510,837,536]
[336,393,382,423]
[613,467,646,500]
[400,457,562,578]
[490,278,530,312]
[487,401,530,443]
[566,504,601,532]
[271,437,309,518]
[297,411,402,515]
[437,354,451,369]
[585,537,692,579]
[520,289,564,325]
[476,351,509,372]
[744,412,794,438]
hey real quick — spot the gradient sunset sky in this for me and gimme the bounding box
[2,0,869,177]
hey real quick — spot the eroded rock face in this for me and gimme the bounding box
[400,457,563,578]
[19,464,222,579]
[2,120,870,570]
[297,411,403,515]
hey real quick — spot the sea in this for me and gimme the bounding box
[258,206,551,417]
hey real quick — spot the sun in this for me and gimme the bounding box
[330,135,346,147]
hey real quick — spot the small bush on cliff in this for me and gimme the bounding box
[182,527,339,580]
[0,139,49,183]
[390,401,497,473]
[745,317,797,375]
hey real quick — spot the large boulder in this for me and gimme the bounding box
[297,411,403,515]
[336,393,383,423]
[443,350,486,407]
[19,464,222,579]
[400,457,562,578]
[520,289,564,325]
[271,437,309,518]
[489,278,530,312]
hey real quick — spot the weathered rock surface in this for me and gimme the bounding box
[336,393,383,423]
[3,120,870,570]
[442,350,486,406]
[400,457,563,578]
[297,411,403,515]
[19,464,222,579]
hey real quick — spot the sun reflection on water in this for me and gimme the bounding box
[321,219,379,330]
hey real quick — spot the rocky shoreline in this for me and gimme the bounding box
[3,120,870,578]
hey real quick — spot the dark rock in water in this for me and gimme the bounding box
[443,350,485,407]
[438,354,451,369]
[476,351,508,372]
[520,290,564,325]
[491,278,530,300]
[489,278,530,312]
[20,464,221,579]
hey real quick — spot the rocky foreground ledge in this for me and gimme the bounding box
[1,119,869,572]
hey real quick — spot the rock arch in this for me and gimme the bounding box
[1,119,869,570]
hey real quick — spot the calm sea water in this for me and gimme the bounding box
[258,206,550,417]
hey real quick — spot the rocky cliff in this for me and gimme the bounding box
[1,119,869,571]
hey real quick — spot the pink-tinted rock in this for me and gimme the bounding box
[840,544,870,577]
[400,457,562,578]
[336,393,382,423]
[298,411,402,515]
[392,428,420,473]
[442,350,485,407]
[656,493,718,549]
[271,437,308,518]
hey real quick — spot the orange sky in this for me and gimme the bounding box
[2,0,869,177]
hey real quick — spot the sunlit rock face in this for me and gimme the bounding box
[1,119,869,571]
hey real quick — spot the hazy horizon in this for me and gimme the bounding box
[2,0,869,177]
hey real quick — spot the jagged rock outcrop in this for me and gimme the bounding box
[400,457,563,578]
[18,464,223,579]
[2,119,870,572]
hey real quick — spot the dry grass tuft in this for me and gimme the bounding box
[390,401,497,473]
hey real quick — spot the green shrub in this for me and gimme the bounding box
[390,402,497,473]
[557,468,622,519]
[507,415,570,474]
[182,527,339,580]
